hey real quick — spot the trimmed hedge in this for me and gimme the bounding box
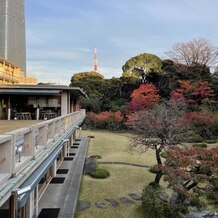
[193,143,208,148]
[90,169,110,179]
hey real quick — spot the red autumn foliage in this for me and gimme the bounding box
[185,109,218,138]
[87,111,123,130]
[126,83,160,111]
[170,80,214,105]
[163,146,218,200]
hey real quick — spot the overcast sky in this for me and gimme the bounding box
[26,0,218,84]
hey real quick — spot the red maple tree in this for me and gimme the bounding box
[163,146,218,204]
[170,80,214,105]
[127,83,160,111]
[126,103,189,188]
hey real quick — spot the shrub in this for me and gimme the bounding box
[90,154,102,159]
[149,165,161,174]
[204,139,217,144]
[90,169,110,179]
[186,110,218,139]
[142,186,188,218]
[160,151,168,158]
[88,135,95,138]
[85,111,124,130]
[141,186,171,218]
[187,131,203,143]
[193,143,208,148]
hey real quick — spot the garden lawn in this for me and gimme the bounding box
[76,130,166,218]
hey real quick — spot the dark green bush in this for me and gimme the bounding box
[188,131,203,143]
[149,165,160,174]
[204,139,217,144]
[88,135,95,138]
[142,186,188,218]
[90,169,110,179]
[160,151,168,158]
[90,154,102,159]
[141,186,171,218]
[193,143,208,148]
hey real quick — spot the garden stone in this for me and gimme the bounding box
[204,211,218,218]
[105,198,119,207]
[128,193,141,201]
[77,200,90,211]
[158,192,169,202]
[95,202,108,208]
[170,192,179,206]
[186,210,217,218]
[119,197,134,204]
[183,199,191,205]
[83,157,97,174]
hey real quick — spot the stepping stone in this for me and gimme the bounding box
[128,193,141,201]
[105,198,119,207]
[76,200,90,211]
[95,202,108,208]
[119,197,134,204]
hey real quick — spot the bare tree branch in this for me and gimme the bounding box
[166,38,218,67]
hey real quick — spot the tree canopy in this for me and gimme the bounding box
[122,53,163,81]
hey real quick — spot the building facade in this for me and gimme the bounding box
[0,58,36,85]
[0,0,26,75]
[0,85,88,217]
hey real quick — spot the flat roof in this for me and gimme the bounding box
[0,84,88,98]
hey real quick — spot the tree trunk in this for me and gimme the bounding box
[153,147,163,188]
[153,170,163,189]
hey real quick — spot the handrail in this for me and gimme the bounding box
[0,109,85,183]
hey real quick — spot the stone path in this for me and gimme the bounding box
[76,193,141,211]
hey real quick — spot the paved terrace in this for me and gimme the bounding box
[0,120,40,134]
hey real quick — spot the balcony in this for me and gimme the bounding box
[0,109,85,204]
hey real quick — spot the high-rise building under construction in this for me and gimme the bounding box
[0,0,26,75]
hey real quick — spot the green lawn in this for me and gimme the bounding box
[76,130,165,218]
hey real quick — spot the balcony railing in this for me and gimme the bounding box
[0,109,85,186]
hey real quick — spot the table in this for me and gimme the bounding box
[15,112,32,120]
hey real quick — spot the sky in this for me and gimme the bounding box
[25,0,218,85]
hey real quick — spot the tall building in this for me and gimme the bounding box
[0,0,26,75]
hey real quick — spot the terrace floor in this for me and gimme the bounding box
[0,120,41,134]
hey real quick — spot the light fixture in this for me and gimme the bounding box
[16,146,24,162]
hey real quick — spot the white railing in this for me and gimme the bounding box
[0,109,85,184]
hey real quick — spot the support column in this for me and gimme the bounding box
[61,92,68,116]
[51,160,57,177]
[7,108,11,120]
[36,109,39,120]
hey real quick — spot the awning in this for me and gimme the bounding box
[0,89,60,95]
